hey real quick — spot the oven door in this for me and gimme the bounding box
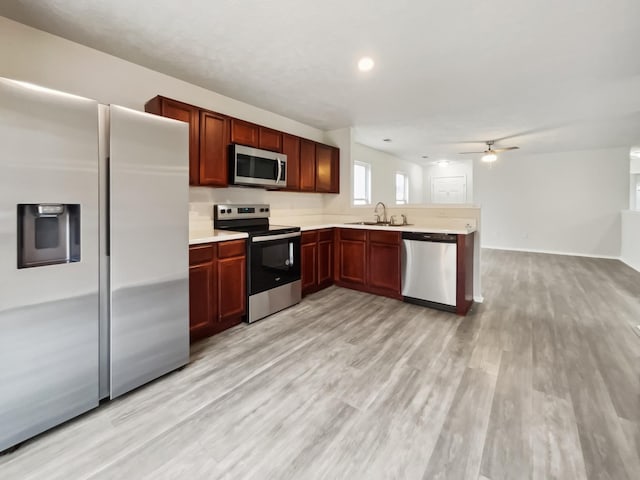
[249,232,301,295]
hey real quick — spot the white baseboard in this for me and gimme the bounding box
[620,257,640,273]
[482,245,620,261]
[473,295,484,303]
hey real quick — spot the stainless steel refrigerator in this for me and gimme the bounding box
[0,78,189,452]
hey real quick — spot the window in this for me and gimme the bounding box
[353,161,371,205]
[395,172,409,204]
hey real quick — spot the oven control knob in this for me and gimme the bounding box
[260,208,265,212]
[265,208,269,212]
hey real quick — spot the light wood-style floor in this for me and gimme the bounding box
[1,249,639,479]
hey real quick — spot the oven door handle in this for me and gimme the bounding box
[252,231,301,243]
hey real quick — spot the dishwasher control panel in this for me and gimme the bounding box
[401,232,457,243]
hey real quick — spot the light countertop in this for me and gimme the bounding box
[297,223,476,235]
[189,222,474,245]
[189,228,248,245]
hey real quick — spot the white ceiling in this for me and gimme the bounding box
[1,0,640,162]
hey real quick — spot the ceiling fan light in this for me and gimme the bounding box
[481,152,498,163]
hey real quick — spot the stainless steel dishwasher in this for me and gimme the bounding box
[401,232,457,311]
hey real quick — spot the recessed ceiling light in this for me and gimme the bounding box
[382,138,391,142]
[421,155,429,159]
[358,57,375,72]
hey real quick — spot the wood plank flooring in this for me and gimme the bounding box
[1,249,639,479]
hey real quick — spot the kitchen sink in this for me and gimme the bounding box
[345,221,386,225]
[344,221,413,227]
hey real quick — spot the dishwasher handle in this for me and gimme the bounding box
[402,232,457,243]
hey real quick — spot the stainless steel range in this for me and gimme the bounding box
[214,204,301,323]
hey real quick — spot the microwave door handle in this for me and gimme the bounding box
[277,159,283,184]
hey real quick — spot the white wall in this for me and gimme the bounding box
[621,211,640,272]
[351,143,426,206]
[475,147,630,257]
[0,15,329,223]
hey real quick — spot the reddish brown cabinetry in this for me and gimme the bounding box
[301,229,334,296]
[335,229,401,300]
[301,231,318,295]
[188,239,246,342]
[282,134,301,191]
[230,118,259,147]
[146,95,339,193]
[367,231,402,298]
[317,229,334,289]
[259,127,282,152]
[315,144,339,193]
[299,139,316,192]
[199,111,229,186]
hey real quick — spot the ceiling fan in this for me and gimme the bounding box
[459,140,519,163]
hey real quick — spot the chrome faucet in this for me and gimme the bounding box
[374,202,387,223]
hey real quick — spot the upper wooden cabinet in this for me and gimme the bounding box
[230,119,259,147]
[145,95,339,193]
[316,144,339,193]
[145,96,200,185]
[300,139,316,192]
[282,134,300,191]
[199,111,229,187]
[259,127,282,152]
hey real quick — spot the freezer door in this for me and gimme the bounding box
[401,239,457,307]
[0,78,100,451]
[108,105,189,399]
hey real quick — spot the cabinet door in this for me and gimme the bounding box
[368,241,401,296]
[301,241,318,295]
[282,134,300,191]
[259,127,282,152]
[217,255,246,324]
[299,139,316,191]
[315,143,333,193]
[199,111,229,187]
[329,146,340,193]
[145,96,200,185]
[188,262,215,342]
[231,119,259,147]
[338,239,366,285]
[317,238,333,289]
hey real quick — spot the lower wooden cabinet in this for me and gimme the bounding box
[301,229,334,296]
[367,231,401,297]
[335,228,401,300]
[189,239,247,343]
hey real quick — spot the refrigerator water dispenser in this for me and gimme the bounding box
[17,203,81,268]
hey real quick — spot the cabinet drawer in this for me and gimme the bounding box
[339,229,366,242]
[369,230,400,245]
[189,244,215,265]
[301,231,318,245]
[318,228,333,242]
[218,239,246,259]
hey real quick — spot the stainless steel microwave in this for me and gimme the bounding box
[230,144,287,188]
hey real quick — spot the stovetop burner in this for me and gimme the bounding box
[213,204,300,237]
